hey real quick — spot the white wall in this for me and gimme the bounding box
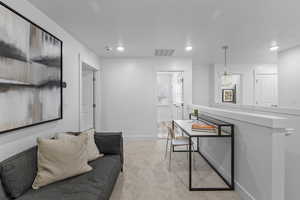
[192,64,211,106]
[285,123,300,200]
[0,0,101,161]
[200,118,274,200]
[213,64,277,106]
[277,46,300,200]
[278,46,300,109]
[100,58,192,138]
[192,63,278,107]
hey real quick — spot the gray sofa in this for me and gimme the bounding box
[0,132,123,200]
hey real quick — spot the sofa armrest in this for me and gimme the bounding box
[94,132,123,169]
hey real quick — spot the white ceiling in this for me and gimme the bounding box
[28,0,300,64]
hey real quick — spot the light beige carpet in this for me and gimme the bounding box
[110,139,240,200]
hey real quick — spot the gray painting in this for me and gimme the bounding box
[0,4,62,133]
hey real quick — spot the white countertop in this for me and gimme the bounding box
[191,105,299,129]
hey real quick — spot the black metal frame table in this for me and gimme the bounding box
[172,114,234,191]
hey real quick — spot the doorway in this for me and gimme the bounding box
[156,71,184,138]
[80,62,96,131]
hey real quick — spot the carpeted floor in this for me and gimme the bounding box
[110,139,240,200]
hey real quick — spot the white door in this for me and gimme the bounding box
[255,74,278,107]
[81,68,94,131]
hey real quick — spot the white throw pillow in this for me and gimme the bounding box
[32,135,92,189]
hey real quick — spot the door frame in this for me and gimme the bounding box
[78,54,99,132]
[156,71,184,138]
[156,70,184,104]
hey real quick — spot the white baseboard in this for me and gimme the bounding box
[123,135,158,140]
[200,150,256,200]
[235,182,256,200]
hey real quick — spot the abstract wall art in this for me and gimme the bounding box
[0,2,63,133]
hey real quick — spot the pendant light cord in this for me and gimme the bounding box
[222,45,229,75]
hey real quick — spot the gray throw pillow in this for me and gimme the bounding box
[0,147,37,198]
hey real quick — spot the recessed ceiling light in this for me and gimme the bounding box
[270,41,279,52]
[270,45,279,52]
[117,46,125,52]
[185,46,193,52]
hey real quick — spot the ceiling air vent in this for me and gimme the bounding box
[154,49,175,56]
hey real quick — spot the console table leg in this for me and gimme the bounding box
[189,136,192,190]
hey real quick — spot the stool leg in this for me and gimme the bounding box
[169,144,172,171]
[164,137,169,159]
[186,145,189,160]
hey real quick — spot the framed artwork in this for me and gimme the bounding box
[222,89,236,103]
[0,2,63,134]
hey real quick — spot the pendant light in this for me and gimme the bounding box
[221,45,232,87]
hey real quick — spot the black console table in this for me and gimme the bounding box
[172,114,234,191]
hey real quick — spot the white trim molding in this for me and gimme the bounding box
[190,104,299,129]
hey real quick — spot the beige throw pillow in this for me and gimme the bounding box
[81,129,104,161]
[56,129,103,161]
[32,135,92,189]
